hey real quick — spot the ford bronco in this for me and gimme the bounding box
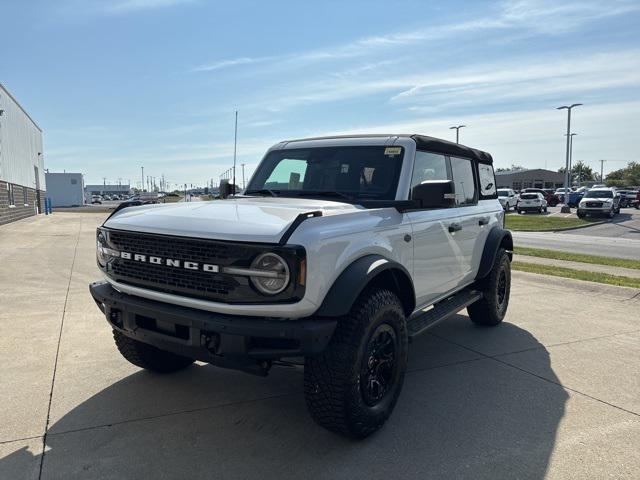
[90,134,512,438]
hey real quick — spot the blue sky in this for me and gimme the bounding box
[2,0,640,189]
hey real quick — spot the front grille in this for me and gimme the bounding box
[586,202,603,208]
[103,229,305,304]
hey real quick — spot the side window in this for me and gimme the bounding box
[411,151,449,190]
[23,188,29,205]
[478,163,497,198]
[264,158,308,190]
[450,156,477,205]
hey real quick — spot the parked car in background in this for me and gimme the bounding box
[521,188,557,207]
[618,190,639,208]
[517,192,547,214]
[554,188,583,207]
[543,189,559,206]
[497,188,518,211]
[577,188,620,218]
[91,195,102,205]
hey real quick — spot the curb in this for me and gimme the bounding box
[511,220,607,233]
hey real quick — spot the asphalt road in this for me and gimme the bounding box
[513,207,640,259]
[1,212,639,479]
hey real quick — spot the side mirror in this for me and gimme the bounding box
[411,180,455,208]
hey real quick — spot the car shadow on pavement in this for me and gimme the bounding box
[2,320,568,480]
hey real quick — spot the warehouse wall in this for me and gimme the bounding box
[0,83,46,192]
[0,181,42,226]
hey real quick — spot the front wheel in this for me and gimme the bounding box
[304,289,408,438]
[577,211,586,219]
[468,248,511,326]
[113,330,194,373]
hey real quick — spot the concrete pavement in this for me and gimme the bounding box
[512,207,640,259]
[1,213,639,479]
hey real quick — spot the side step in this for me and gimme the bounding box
[407,288,483,340]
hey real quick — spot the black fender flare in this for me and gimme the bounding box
[476,227,513,280]
[315,254,415,317]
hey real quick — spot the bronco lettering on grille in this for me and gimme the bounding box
[120,251,219,273]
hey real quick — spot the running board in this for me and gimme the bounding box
[407,289,483,340]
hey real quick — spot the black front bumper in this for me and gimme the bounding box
[90,281,336,375]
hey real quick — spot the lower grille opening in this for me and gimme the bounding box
[135,314,189,340]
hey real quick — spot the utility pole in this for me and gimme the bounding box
[241,163,246,190]
[449,125,466,144]
[556,103,582,212]
[141,166,144,192]
[599,159,606,183]
[233,110,238,194]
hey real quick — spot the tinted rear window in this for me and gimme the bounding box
[520,194,538,200]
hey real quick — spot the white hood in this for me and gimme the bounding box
[103,197,361,243]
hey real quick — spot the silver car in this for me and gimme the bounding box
[577,188,620,218]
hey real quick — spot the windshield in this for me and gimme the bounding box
[497,190,509,197]
[246,146,404,201]
[584,190,613,198]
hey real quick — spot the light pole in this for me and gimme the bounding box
[564,132,577,186]
[241,163,246,190]
[557,104,582,212]
[449,125,466,144]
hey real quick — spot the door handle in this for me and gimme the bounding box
[479,217,490,226]
[448,223,462,233]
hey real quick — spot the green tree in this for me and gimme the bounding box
[605,162,640,187]
[495,164,525,172]
[558,161,595,185]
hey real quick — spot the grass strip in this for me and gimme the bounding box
[505,214,602,231]
[512,261,640,289]
[514,247,640,270]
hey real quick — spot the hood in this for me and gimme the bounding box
[103,197,361,243]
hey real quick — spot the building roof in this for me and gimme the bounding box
[494,168,562,177]
[282,134,493,164]
[0,83,42,132]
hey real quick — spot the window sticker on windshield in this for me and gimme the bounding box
[384,147,402,156]
[341,164,349,173]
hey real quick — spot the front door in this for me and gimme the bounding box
[406,151,462,307]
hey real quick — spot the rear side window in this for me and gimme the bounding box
[450,157,477,205]
[411,151,449,189]
[478,163,497,199]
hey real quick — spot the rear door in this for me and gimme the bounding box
[448,156,483,285]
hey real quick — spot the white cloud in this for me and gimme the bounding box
[106,0,197,14]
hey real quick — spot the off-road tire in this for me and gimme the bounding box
[113,330,194,373]
[468,248,511,326]
[304,289,408,439]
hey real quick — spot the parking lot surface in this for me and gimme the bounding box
[1,213,639,480]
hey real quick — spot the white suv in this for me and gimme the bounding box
[577,188,621,218]
[497,188,518,211]
[517,192,547,214]
[90,134,513,438]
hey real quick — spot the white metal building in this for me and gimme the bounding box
[45,172,85,207]
[0,83,46,225]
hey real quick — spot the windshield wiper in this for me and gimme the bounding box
[245,188,278,197]
[294,190,354,201]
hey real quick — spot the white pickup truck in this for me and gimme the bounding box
[90,134,513,438]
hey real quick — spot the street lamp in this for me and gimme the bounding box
[564,132,577,186]
[449,125,466,144]
[557,104,582,212]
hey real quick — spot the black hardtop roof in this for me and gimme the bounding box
[282,134,493,164]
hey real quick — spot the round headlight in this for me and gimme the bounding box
[250,253,290,295]
[96,232,108,267]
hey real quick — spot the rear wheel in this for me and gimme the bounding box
[468,248,511,327]
[113,330,194,373]
[304,289,408,438]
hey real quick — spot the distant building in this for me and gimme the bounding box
[0,83,46,225]
[84,184,131,198]
[495,169,565,191]
[45,172,85,207]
